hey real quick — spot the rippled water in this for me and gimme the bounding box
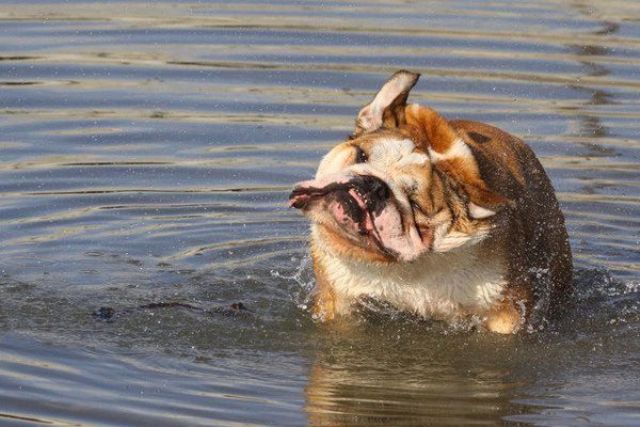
[1,1,639,425]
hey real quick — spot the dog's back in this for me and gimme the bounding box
[451,120,573,321]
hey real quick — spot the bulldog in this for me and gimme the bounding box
[289,71,572,333]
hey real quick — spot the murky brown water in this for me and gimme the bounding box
[1,1,639,425]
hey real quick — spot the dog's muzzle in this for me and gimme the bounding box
[290,174,430,261]
[289,174,391,222]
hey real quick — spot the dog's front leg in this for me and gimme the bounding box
[311,285,337,321]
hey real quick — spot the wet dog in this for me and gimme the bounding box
[289,71,572,333]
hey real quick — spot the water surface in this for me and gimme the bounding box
[1,1,639,425]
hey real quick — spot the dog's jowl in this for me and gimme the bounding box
[290,71,572,334]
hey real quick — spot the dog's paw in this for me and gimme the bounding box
[484,304,524,334]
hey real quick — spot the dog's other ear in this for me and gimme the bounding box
[354,70,420,136]
[405,104,511,217]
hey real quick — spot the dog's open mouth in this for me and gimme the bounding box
[289,175,396,256]
[290,174,431,262]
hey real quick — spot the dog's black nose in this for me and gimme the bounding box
[351,175,391,215]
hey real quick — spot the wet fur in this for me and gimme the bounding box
[293,71,572,333]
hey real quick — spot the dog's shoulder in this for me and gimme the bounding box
[449,120,531,191]
[449,119,556,203]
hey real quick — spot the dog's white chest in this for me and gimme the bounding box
[316,243,507,318]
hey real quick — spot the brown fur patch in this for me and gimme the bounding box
[467,131,491,144]
[404,104,458,153]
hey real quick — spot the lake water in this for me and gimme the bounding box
[1,0,639,425]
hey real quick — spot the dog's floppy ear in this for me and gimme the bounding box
[354,70,420,136]
[405,104,511,218]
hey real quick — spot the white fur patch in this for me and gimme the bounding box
[432,228,490,253]
[351,138,427,212]
[369,138,415,166]
[468,202,496,219]
[316,145,354,179]
[428,137,472,163]
[313,226,506,318]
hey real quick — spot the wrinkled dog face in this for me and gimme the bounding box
[290,71,501,264]
[291,131,442,262]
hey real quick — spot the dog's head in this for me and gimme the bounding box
[290,71,510,263]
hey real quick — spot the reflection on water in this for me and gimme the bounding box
[1,0,639,425]
[306,330,527,426]
[305,272,640,426]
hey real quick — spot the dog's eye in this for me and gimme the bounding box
[354,147,368,163]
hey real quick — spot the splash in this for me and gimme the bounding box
[270,254,316,311]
